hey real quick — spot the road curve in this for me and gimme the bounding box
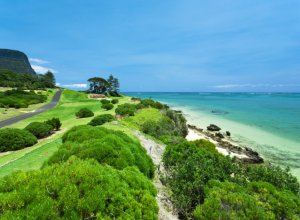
[0,89,63,128]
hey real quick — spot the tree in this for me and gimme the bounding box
[44,71,56,87]
[107,74,120,93]
[88,77,110,94]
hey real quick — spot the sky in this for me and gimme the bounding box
[0,0,300,92]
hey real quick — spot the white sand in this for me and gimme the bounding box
[186,128,250,159]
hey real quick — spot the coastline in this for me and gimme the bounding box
[168,104,300,179]
[186,124,263,163]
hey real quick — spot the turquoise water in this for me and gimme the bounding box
[125,92,300,177]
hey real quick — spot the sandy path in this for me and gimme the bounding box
[132,130,178,220]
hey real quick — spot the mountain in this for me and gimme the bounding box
[0,49,36,74]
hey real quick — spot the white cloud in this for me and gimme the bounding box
[31,65,57,74]
[55,82,61,86]
[62,84,87,88]
[29,58,49,64]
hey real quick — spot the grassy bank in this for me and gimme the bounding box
[0,90,130,177]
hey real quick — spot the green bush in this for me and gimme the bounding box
[115,103,137,116]
[111,99,119,104]
[45,117,62,130]
[88,114,115,126]
[49,126,155,178]
[238,164,300,195]
[0,128,37,152]
[163,140,237,218]
[24,122,53,138]
[101,103,114,110]
[100,99,110,104]
[75,108,94,118]
[193,180,300,220]
[0,157,158,219]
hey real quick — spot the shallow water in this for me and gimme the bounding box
[125,92,300,178]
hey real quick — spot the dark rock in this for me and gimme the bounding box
[207,124,221,131]
[215,132,224,139]
[188,124,203,132]
[226,131,231,136]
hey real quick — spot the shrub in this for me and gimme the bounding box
[238,164,300,195]
[75,108,94,118]
[24,122,53,138]
[48,126,155,178]
[193,180,300,220]
[0,128,37,152]
[0,157,158,219]
[115,103,136,116]
[111,99,119,104]
[88,114,115,126]
[100,99,110,104]
[163,140,237,218]
[101,103,114,110]
[45,117,62,130]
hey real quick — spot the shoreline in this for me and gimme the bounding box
[186,124,264,163]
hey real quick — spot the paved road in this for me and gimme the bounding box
[0,89,62,128]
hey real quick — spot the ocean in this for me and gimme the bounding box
[125,92,300,178]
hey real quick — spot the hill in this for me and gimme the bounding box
[0,49,36,74]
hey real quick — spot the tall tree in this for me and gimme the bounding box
[107,74,120,93]
[88,77,110,94]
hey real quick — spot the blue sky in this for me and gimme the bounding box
[1,0,300,92]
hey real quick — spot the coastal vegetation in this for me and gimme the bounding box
[162,139,300,219]
[46,125,155,178]
[0,157,158,219]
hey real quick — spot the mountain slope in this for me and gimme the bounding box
[0,49,36,74]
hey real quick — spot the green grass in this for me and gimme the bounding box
[0,89,57,121]
[121,107,163,130]
[0,90,132,177]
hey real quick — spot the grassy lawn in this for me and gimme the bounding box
[0,89,57,121]
[121,107,163,130]
[0,89,132,177]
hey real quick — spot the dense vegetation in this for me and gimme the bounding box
[0,69,56,89]
[46,125,155,178]
[162,140,300,219]
[75,108,94,118]
[24,122,53,138]
[0,128,37,152]
[120,98,188,144]
[88,114,115,126]
[0,157,158,219]
[0,89,47,108]
[115,103,137,116]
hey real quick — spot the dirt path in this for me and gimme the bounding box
[132,130,178,220]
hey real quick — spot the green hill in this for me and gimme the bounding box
[0,49,36,74]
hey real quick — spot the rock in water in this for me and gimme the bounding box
[0,49,36,74]
[207,124,221,131]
